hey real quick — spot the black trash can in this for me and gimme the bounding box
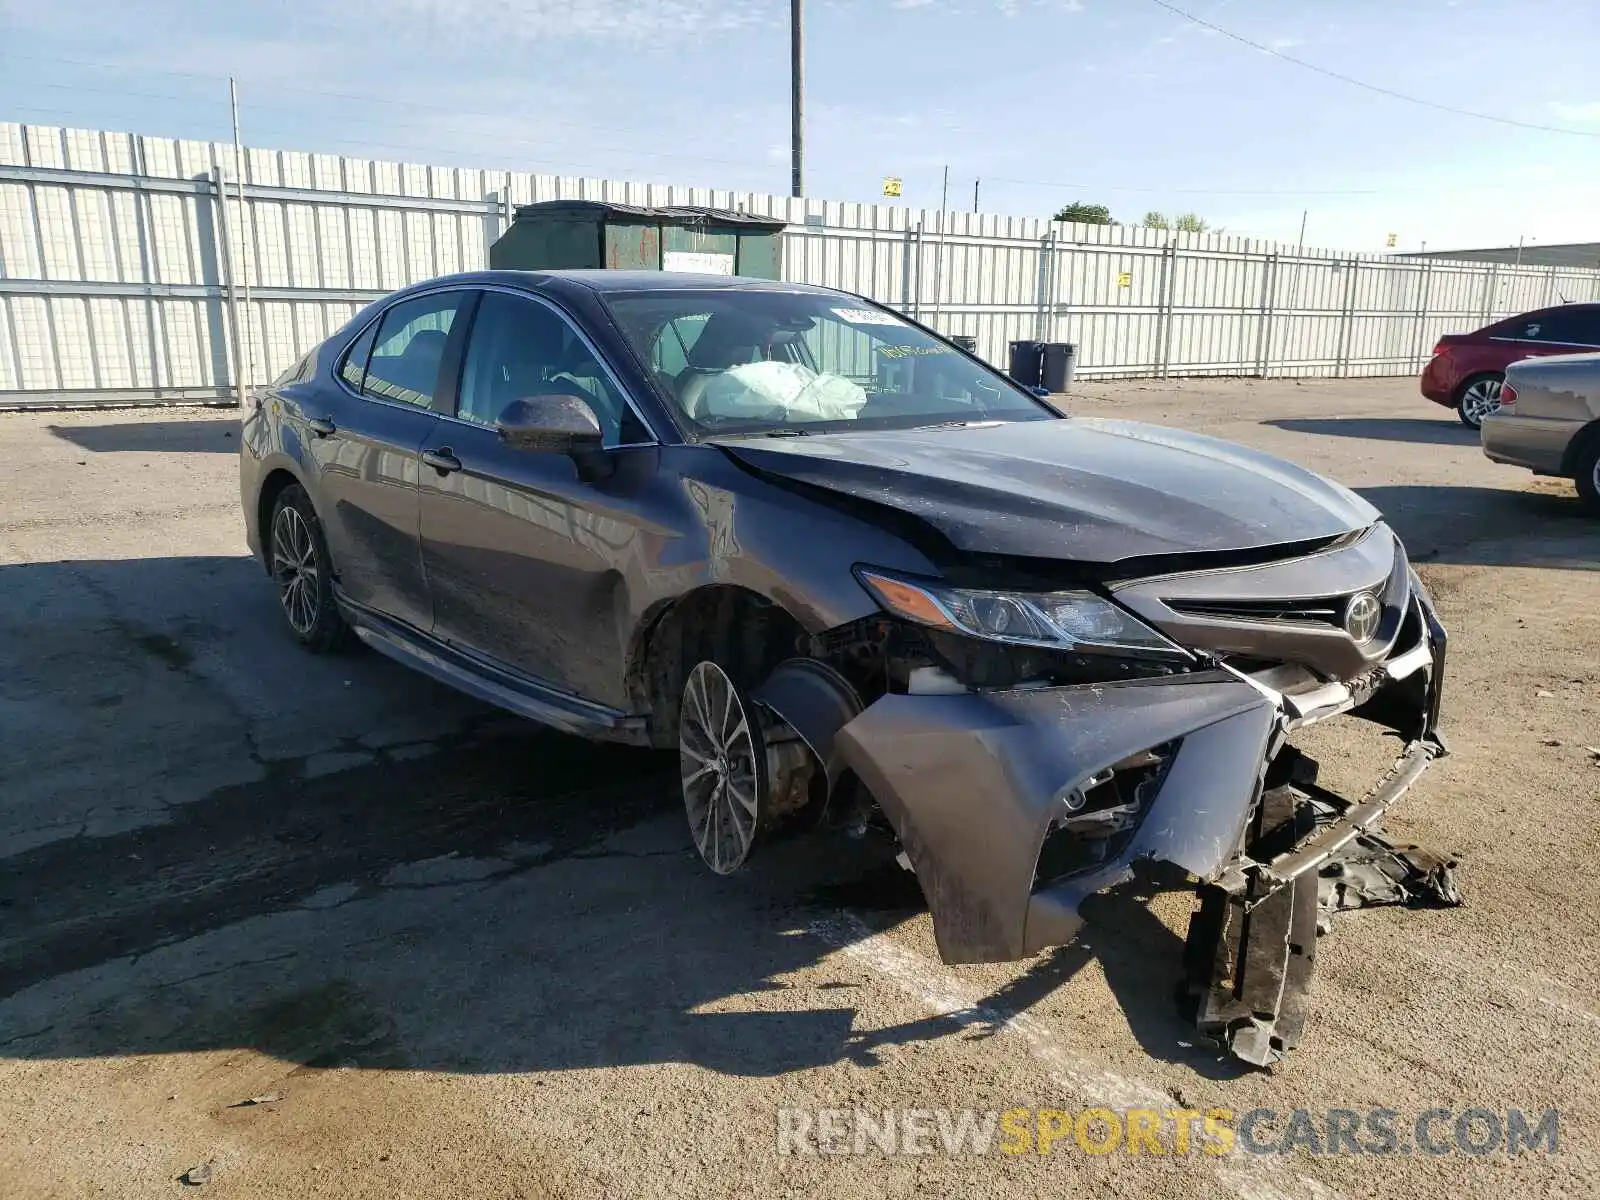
[950,334,978,354]
[1040,342,1077,394]
[1007,340,1044,387]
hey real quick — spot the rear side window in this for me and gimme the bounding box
[1502,307,1600,345]
[361,292,466,407]
[338,322,378,391]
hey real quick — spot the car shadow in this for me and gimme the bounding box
[48,418,241,454]
[0,553,1246,1086]
[1262,417,1478,446]
[0,714,1219,1081]
[1357,483,1599,571]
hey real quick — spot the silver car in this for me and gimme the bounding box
[1482,351,1600,513]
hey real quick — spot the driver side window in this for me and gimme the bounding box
[456,291,644,446]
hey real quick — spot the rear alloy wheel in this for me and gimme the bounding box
[268,485,351,652]
[680,660,768,875]
[1455,374,1503,429]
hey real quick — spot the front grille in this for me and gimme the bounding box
[1168,597,1346,627]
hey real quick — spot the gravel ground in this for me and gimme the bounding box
[1,378,1596,1199]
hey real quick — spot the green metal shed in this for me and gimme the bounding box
[489,201,787,279]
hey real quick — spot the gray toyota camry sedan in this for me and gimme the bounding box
[240,270,1455,1066]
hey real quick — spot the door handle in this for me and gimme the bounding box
[306,416,337,437]
[421,448,462,475]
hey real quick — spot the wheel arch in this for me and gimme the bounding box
[255,466,309,572]
[1559,417,1600,477]
[627,584,811,749]
[1452,368,1504,402]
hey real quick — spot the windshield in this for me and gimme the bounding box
[602,289,1057,436]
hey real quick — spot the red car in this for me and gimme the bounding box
[1421,302,1600,428]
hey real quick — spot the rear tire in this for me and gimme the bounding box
[1454,373,1503,429]
[268,484,352,653]
[1574,435,1600,516]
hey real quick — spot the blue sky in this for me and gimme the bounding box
[3,0,1599,252]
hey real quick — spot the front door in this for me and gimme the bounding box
[307,289,469,632]
[417,289,658,708]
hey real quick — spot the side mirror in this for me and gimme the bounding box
[495,394,612,481]
[496,394,604,454]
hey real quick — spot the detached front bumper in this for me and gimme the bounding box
[827,571,1449,968]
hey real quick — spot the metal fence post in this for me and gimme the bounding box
[210,166,246,405]
[1481,263,1499,322]
[1412,259,1433,371]
[1334,258,1359,378]
[1164,241,1190,377]
[908,218,924,320]
[1033,230,1057,342]
[1254,251,1278,377]
[1156,240,1178,377]
[129,139,169,398]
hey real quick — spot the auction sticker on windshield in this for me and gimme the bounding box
[832,307,905,326]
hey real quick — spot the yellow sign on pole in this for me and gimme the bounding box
[882,176,903,198]
[1117,271,1132,288]
[1385,232,1398,248]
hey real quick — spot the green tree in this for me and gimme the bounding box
[1142,210,1218,233]
[1053,201,1114,225]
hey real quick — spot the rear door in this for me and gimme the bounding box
[307,289,470,632]
[416,287,659,708]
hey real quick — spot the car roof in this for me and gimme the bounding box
[397,269,849,297]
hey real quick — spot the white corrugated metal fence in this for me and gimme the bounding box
[4,121,1600,408]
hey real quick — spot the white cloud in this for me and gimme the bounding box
[1549,101,1600,123]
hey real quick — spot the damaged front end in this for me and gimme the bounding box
[755,524,1460,1068]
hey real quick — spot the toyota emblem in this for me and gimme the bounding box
[1343,591,1382,643]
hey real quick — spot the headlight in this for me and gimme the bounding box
[856,567,1189,659]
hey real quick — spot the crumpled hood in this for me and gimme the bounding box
[715,417,1378,564]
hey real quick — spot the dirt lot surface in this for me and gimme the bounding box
[2,378,1596,1199]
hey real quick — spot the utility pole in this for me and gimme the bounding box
[1296,209,1307,254]
[972,178,980,214]
[790,0,804,198]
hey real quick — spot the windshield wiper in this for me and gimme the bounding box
[761,428,812,437]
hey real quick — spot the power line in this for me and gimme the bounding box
[1145,0,1600,138]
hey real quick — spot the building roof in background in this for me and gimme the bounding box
[1394,242,1600,269]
